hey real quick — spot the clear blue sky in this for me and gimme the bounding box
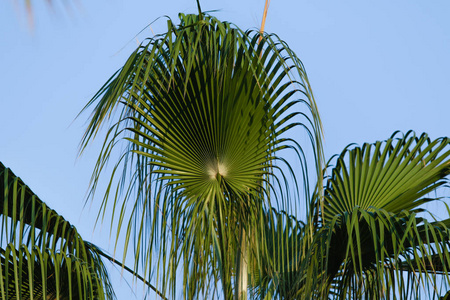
[1,0,450,298]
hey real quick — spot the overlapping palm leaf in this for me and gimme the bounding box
[0,162,115,300]
[80,13,323,299]
[248,208,312,300]
[301,131,450,299]
[251,132,450,299]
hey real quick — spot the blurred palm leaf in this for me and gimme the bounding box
[0,162,115,300]
[80,13,323,299]
[17,0,69,26]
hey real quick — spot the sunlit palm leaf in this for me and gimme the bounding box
[304,132,450,299]
[320,131,450,222]
[80,13,323,299]
[0,162,115,300]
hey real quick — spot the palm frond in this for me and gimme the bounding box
[302,132,450,299]
[0,162,115,300]
[319,131,450,223]
[80,13,323,299]
[248,208,310,299]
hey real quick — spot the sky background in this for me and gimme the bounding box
[1,0,450,298]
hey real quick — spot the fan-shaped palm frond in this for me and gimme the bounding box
[80,13,323,299]
[321,131,450,221]
[253,132,450,299]
[0,162,115,300]
[300,131,450,299]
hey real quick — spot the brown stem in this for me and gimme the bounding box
[259,0,271,42]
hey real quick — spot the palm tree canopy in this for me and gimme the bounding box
[297,131,450,299]
[80,13,323,299]
[0,162,115,300]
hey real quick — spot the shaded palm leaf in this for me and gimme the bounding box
[0,162,115,300]
[248,208,311,300]
[304,132,450,299]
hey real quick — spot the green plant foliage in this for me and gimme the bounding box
[259,132,450,299]
[6,6,450,298]
[0,162,115,300]
[316,131,450,299]
[80,13,323,299]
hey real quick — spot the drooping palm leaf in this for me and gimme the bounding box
[248,208,312,300]
[80,13,323,299]
[0,162,115,300]
[302,131,450,299]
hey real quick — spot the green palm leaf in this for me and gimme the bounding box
[80,13,323,299]
[248,208,311,300]
[0,162,115,300]
[304,132,450,299]
[320,131,450,221]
